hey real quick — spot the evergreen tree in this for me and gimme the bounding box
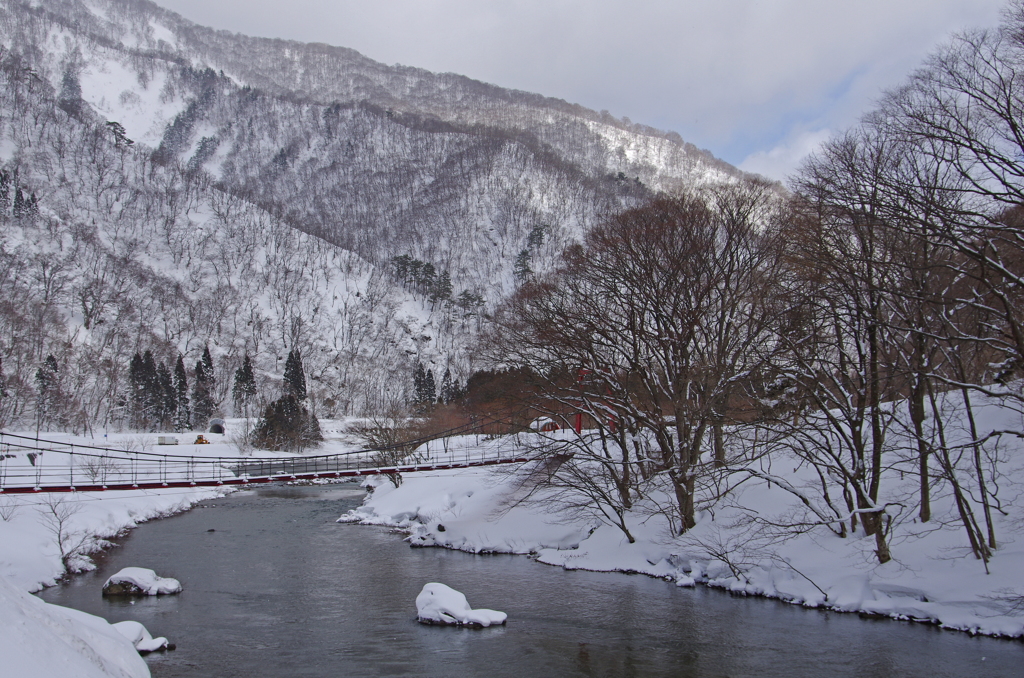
[527,224,547,249]
[142,350,160,429]
[157,361,176,429]
[25,192,39,219]
[105,121,134,148]
[128,352,146,429]
[423,369,436,405]
[58,68,83,117]
[251,393,322,452]
[34,354,59,433]
[439,368,457,404]
[513,249,533,282]
[431,270,453,304]
[13,186,24,219]
[419,263,436,294]
[192,360,215,428]
[412,362,435,410]
[0,170,10,215]
[233,353,257,415]
[173,355,190,432]
[283,349,307,401]
[201,345,215,395]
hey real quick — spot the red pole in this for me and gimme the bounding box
[575,368,590,434]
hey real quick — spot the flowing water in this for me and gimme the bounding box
[39,485,1022,677]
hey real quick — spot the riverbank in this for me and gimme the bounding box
[0,422,361,678]
[42,483,1021,677]
[341,430,1024,640]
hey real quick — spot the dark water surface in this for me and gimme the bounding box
[39,485,1021,677]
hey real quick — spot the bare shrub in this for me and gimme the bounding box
[77,455,123,483]
[0,496,21,521]
[37,494,94,571]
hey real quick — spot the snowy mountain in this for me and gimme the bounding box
[0,0,750,428]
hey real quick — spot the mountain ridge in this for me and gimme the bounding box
[0,0,757,431]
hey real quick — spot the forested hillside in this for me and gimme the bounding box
[0,0,750,433]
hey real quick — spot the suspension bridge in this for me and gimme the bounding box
[0,431,533,494]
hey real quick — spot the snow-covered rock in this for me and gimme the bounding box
[112,620,173,654]
[103,567,181,596]
[415,583,507,627]
[0,576,150,678]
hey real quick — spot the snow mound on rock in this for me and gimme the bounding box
[103,567,182,596]
[415,582,507,627]
[113,620,171,653]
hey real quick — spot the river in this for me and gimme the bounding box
[38,484,1021,677]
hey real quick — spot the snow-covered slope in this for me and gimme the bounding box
[0,575,150,678]
[0,0,760,428]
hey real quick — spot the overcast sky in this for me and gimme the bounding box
[156,0,1008,182]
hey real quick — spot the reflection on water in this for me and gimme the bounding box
[39,485,1022,678]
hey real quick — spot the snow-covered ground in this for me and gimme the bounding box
[343,422,1024,640]
[0,575,151,678]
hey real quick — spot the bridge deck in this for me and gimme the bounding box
[0,432,531,494]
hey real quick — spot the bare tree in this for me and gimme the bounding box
[490,180,790,534]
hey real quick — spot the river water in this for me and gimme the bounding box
[39,484,1021,677]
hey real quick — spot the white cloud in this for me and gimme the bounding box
[157,0,1008,168]
[739,129,833,183]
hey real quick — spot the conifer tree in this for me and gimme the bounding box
[513,249,533,282]
[251,393,322,452]
[13,186,24,219]
[128,352,146,430]
[35,354,59,434]
[412,362,435,410]
[283,349,307,401]
[157,361,176,429]
[142,350,160,429]
[233,353,257,415]
[192,360,215,428]
[439,368,456,404]
[173,355,190,432]
[431,270,453,304]
[0,170,10,215]
[201,345,215,395]
[423,369,436,405]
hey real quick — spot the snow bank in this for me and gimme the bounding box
[339,435,591,554]
[415,583,507,627]
[342,430,1024,639]
[112,620,172,654]
[0,575,150,678]
[103,567,181,596]
[0,487,220,592]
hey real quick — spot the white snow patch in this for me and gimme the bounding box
[112,620,170,653]
[104,567,181,596]
[415,582,506,627]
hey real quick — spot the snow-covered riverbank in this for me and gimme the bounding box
[342,430,1024,640]
[0,422,361,677]
[0,479,221,678]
